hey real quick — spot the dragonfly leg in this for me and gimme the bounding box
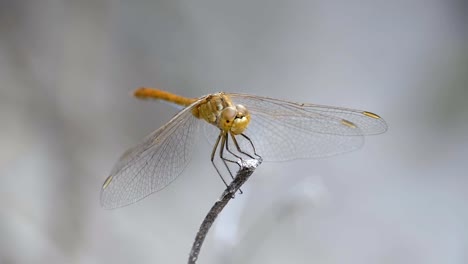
[240,133,262,159]
[219,134,239,181]
[222,135,244,195]
[211,132,229,188]
[230,133,256,159]
[225,133,243,160]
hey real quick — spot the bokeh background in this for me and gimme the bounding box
[1,1,467,263]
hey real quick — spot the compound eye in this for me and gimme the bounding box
[221,107,236,123]
[235,104,248,117]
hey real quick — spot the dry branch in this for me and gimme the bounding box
[187,158,262,264]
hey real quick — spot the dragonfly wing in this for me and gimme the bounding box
[228,94,387,161]
[100,105,200,209]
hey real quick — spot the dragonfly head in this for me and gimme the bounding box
[218,104,251,135]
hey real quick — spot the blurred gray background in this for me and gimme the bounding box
[1,0,467,263]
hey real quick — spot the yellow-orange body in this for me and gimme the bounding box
[134,87,197,106]
[134,87,251,135]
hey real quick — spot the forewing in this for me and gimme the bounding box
[228,94,387,161]
[100,106,200,209]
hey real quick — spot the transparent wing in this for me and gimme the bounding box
[225,93,388,161]
[100,104,200,209]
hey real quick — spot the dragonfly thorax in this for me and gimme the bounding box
[192,93,251,135]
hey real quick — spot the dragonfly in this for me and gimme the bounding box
[100,87,387,209]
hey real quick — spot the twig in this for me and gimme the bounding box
[187,158,263,264]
